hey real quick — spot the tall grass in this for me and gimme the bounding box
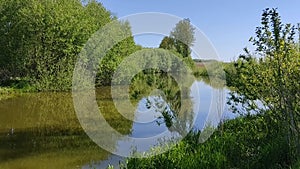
[120,114,293,169]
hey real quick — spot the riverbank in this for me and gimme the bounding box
[0,87,19,101]
[120,113,297,169]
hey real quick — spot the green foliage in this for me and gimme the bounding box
[0,87,19,100]
[110,48,195,87]
[159,19,196,58]
[97,36,141,86]
[170,18,195,47]
[121,114,290,169]
[170,19,195,58]
[228,8,300,165]
[118,8,299,169]
[0,1,196,91]
[159,36,175,50]
[0,0,140,91]
[292,160,300,169]
[193,60,229,81]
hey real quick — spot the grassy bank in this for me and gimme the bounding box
[120,113,295,169]
[192,59,235,81]
[0,87,19,101]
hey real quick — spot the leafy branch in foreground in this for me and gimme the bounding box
[229,8,300,164]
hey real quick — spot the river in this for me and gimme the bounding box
[0,79,235,169]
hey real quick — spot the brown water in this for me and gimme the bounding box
[0,87,133,169]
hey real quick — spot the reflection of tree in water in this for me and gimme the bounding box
[130,71,194,136]
[198,76,226,89]
[145,95,175,128]
[0,90,134,167]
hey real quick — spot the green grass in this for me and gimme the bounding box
[120,114,296,169]
[0,87,19,101]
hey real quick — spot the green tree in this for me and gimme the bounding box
[229,8,300,164]
[170,19,195,58]
[159,36,175,50]
[96,34,141,86]
[0,0,140,90]
[159,19,195,58]
[0,0,31,80]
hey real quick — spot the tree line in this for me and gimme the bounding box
[0,0,198,91]
[0,0,139,90]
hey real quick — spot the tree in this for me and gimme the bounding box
[0,0,31,79]
[159,19,195,58]
[229,8,300,164]
[159,36,175,50]
[96,34,141,86]
[170,19,195,58]
[0,0,139,90]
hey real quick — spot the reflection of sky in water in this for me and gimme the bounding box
[127,81,237,141]
[190,81,210,130]
[84,80,238,169]
[111,94,181,156]
[191,81,237,130]
[131,97,168,138]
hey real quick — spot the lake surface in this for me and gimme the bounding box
[0,80,234,169]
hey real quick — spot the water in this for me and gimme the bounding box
[0,80,234,169]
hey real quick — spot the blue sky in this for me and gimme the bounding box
[99,0,300,61]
